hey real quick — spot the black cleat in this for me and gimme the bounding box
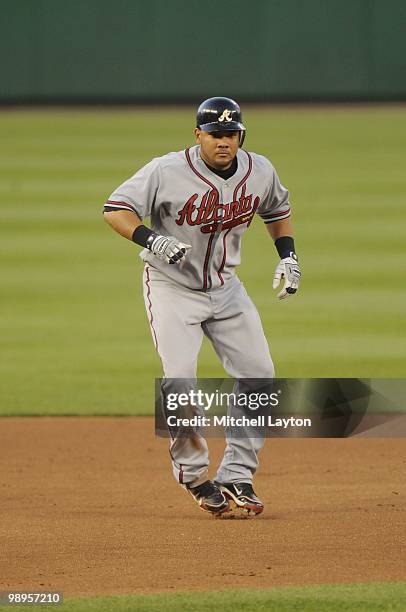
[186,480,230,516]
[215,482,264,516]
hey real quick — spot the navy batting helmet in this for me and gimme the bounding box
[196,96,246,146]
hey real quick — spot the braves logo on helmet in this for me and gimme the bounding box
[218,109,233,123]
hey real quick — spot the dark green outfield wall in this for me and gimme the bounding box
[0,0,405,102]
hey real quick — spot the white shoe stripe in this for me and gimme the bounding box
[220,487,262,508]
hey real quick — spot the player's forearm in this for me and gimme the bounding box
[104,209,191,264]
[266,217,294,241]
[266,217,297,259]
[103,210,143,241]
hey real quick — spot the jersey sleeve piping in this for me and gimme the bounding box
[104,199,137,213]
[260,206,291,224]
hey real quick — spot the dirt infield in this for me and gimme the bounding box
[0,418,404,597]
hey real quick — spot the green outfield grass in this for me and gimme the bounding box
[1,106,405,415]
[5,582,406,611]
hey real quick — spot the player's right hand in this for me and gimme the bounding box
[150,235,192,265]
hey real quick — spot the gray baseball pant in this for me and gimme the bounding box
[143,264,275,486]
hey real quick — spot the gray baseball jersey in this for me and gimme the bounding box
[105,145,291,291]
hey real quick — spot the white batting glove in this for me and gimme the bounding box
[149,235,192,265]
[272,254,301,300]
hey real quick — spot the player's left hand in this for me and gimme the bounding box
[272,255,301,300]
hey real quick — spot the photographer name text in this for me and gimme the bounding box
[166,415,312,428]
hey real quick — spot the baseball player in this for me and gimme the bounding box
[104,97,301,518]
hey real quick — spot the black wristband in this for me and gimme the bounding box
[132,225,158,250]
[275,236,297,260]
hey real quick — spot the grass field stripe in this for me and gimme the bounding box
[56,581,406,611]
[1,107,405,414]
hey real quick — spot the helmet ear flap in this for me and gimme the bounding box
[239,131,246,147]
